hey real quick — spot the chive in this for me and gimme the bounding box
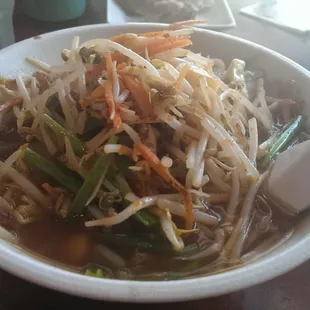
[114,155,133,178]
[258,115,304,170]
[34,115,156,226]
[99,232,176,255]
[133,209,157,226]
[69,136,118,216]
[42,114,86,157]
[121,199,157,227]
[108,160,158,227]
[84,265,113,278]
[99,232,203,256]
[106,156,158,227]
[24,148,82,193]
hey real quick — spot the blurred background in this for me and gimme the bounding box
[0,1,309,68]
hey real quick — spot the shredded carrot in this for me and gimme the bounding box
[79,84,106,110]
[85,30,190,80]
[147,38,192,56]
[128,35,189,56]
[109,34,125,43]
[132,37,169,55]
[104,53,116,121]
[135,143,184,192]
[105,52,113,79]
[113,103,122,129]
[139,30,169,37]
[85,36,191,78]
[121,74,153,118]
[89,84,106,99]
[85,53,125,80]
[104,79,116,121]
[80,98,105,110]
[168,19,208,30]
[105,52,123,129]
[109,30,168,46]
[135,143,194,228]
[95,98,106,103]
[42,183,54,194]
[119,145,133,157]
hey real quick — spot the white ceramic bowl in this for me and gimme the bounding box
[1,23,310,303]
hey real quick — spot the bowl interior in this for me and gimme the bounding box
[0,23,310,302]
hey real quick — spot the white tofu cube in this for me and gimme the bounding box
[266,140,310,215]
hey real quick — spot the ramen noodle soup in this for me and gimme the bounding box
[0,23,304,280]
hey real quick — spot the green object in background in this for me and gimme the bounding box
[23,0,86,22]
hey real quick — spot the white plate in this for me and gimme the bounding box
[240,1,310,34]
[107,0,236,30]
[1,23,310,302]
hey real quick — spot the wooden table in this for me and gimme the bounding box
[2,1,310,309]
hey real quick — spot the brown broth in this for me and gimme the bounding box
[7,216,95,268]
[0,201,299,281]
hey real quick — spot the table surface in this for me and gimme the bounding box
[2,1,310,309]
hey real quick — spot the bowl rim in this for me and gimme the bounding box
[1,22,310,302]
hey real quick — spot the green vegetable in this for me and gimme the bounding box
[115,268,132,280]
[99,232,175,255]
[107,161,158,227]
[30,114,156,226]
[106,157,158,227]
[99,231,204,257]
[69,136,118,216]
[85,265,113,278]
[259,115,304,170]
[42,114,86,156]
[121,199,157,227]
[132,208,157,227]
[114,155,133,179]
[24,148,82,193]
[79,46,102,64]
[85,268,104,278]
